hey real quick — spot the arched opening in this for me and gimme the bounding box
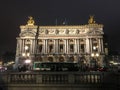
[48,57,53,62]
[39,57,43,62]
[59,57,64,62]
[69,56,74,62]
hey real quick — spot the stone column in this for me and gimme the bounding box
[64,39,67,53]
[31,39,33,54]
[30,39,32,54]
[90,38,92,53]
[55,39,56,53]
[45,39,48,53]
[16,39,19,56]
[78,39,80,54]
[74,39,77,53]
[66,39,69,54]
[55,39,59,53]
[86,38,90,53]
[84,39,86,53]
[42,41,44,53]
[98,38,101,53]
[54,39,55,53]
[101,38,104,53]
[22,39,25,53]
[43,39,46,53]
[45,39,46,53]
[36,39,38,54]
[58,39,60,53]
[19,39,22,54]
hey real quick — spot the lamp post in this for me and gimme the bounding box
[91,52,99,69]
[22,45,31,71]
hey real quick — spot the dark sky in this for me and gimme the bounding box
[0,0,120,55]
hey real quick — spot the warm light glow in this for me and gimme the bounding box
[109,61,114,64]
[27,53,30,56]
[25,46,29,50]
[96,53,99,57]
[91,53,94,57]
[93,46,96,50]
[25,59,31,64]
[113,62,118,65]
[22,53,26,56]
[91,53,99,57]
[109,61,120,65]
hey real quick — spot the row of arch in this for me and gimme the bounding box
[35,56,75,62]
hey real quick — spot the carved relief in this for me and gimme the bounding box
[55,30,59,34]
[25,39,31,44]
[45,29,48,34]
[76,30,79,34]
[20,32,35,37]
[65,29,69,34]
[39,29,44,33]
[61,29,64,33]
[87,30,103,35]
[49,29,54,33]
[81,30,85,33]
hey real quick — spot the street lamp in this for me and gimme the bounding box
[22,45,30,57]
[25,59,31,64]
[22,52,30,57]
[25,45,29,50]
[93,46,96,50]
[22,45,31,71]
[91,52,99,69]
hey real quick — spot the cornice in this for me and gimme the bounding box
[38,24,103,29]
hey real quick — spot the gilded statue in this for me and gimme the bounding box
[27,16,35,25]
[88,15,96,24]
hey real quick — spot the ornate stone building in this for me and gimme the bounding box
[15,16,107,68]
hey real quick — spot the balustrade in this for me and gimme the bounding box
[42,74,68,84]
[5,72,103,84]
[9,73,36,84]
[74,73,101,84]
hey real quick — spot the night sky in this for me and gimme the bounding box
[0,0,120,55]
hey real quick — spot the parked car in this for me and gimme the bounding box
[0,66,7,72]
[97,67,108,72]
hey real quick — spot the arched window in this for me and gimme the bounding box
[48,57,53,62]
[70,44,74,52]
[39,45,42,53]
[59,57,64,62]
[49,44,53,53]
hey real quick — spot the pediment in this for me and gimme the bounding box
[20,31,36,37]
[87,30,104,35]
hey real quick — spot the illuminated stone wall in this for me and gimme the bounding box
[15,16,106,68]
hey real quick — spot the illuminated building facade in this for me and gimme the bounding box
[15,16,107,68]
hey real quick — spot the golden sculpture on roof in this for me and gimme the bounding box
[27,16,35,25]
[88,15,96,24]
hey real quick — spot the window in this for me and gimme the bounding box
[39,45,42,53]
[70,44,74,52]
[80,44,84,53]
[49,45,53,53]
[60,44,63,52]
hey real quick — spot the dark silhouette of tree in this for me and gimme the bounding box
[2,51,15,63]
